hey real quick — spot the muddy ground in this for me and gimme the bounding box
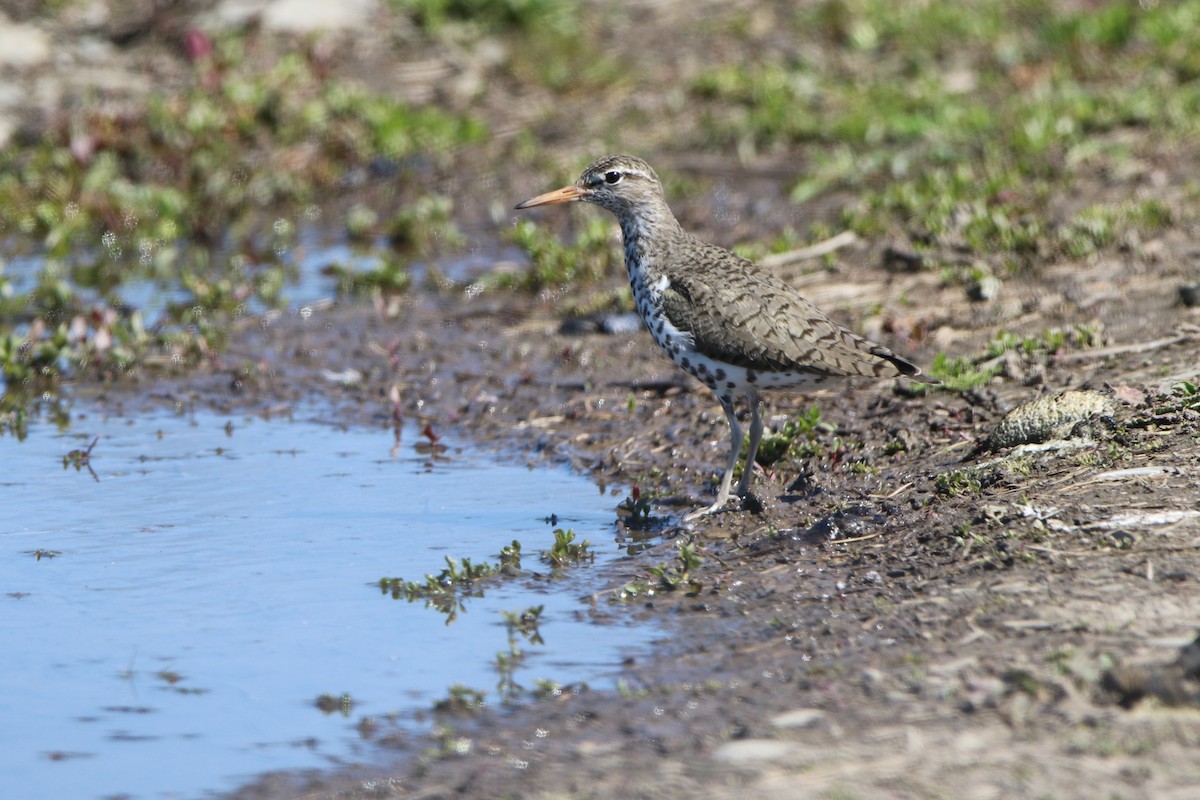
[74,228,1200,799]
[10,2,1200,798]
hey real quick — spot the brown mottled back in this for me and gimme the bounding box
[660,236,923,380]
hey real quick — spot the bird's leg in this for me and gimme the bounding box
[683,399,742,521]
[737,398,763,498]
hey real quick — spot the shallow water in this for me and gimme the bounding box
[0,402,653,799]
[0,228,517,326]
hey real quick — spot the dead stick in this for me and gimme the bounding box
[761,231,859,269]
[1056,333,1193,364]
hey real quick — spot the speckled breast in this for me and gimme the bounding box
[631,277,824,405]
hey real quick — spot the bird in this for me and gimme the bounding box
[516,155,929,520]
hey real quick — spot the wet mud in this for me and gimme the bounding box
[76,238,1200,799]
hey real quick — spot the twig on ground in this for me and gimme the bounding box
[761,231,859,269]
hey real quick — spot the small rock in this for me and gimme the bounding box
[859,667,888,693]
[321,368,363,385]
[599,313,643,335]
[966,275,1002,302]
[942,67,978,94]
[1178,282,1200,308]
[210,0,378,31]
[986,390,1115,450]
[559,313,642,336]
[713,739,795,764]
[262,0,378,32]
[558,317,599,335]
[882,245,924,272]
[1111,384,1146,406]
[0,23,52,68]
[73,35,116,65]
[770,708,825,729]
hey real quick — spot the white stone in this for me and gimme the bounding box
[0,23,51,68]
[713,739,795,764]
[262,0,377,32]
[73,35,116,65]
[769,708,826,729]
[210,1,269,27]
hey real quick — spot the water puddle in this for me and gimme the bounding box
[0,403,655,799]
[1,229,521,326]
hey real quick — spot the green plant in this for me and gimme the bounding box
[62,435,99,481]
[611,579,652,602]
[326,256,412,302]
[617,485,669,531]
[935,468,982,496]
[378,554,499,622]
[387,194,464,254]
[647,540,704,594]
[496,217,621,291]
[314,693,354,716]
[532,679,575,699]
[345,203,379,241]
[28,548,62,561]
[0,27,488,428]
[541,528,594,568]
[498,539,523,572]
[753,404,829,466]
[1170,380,1200,411]
[924,352,1003,392]
[502,605,545,650]
[433,684,486,713]
[690,0,1200,264]
[495,605,545,701]
[618,486,653,521]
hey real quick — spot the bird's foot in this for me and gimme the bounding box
[682,490,763,523]
[681,499,730,523]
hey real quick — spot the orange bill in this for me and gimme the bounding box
[514,184,584,209]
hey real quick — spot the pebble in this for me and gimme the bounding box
[986,390,1115,450]
[208,0,378,31]
[558,313,643,336]
[966,274,1002,302]
[1179,282,1200,308]
[769,708,825,729]
[599,312,643,335]
[713,739,796,764]
[0,22,51,68]
[262,0,378,32]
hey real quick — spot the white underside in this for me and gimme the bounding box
[629,254,823,519]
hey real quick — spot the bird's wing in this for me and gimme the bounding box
[659,238,924,380]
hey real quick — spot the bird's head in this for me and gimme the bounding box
[515,155,665,218]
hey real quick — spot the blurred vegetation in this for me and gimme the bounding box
[3,0,1199,433]
[392,0,581,35]
[0,24,484,435]
[492,217,621,291]
[691,0,1198,263]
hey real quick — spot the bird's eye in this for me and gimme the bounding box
[604,171,622,185]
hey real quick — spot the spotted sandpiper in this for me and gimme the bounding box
[517,155,929,519]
